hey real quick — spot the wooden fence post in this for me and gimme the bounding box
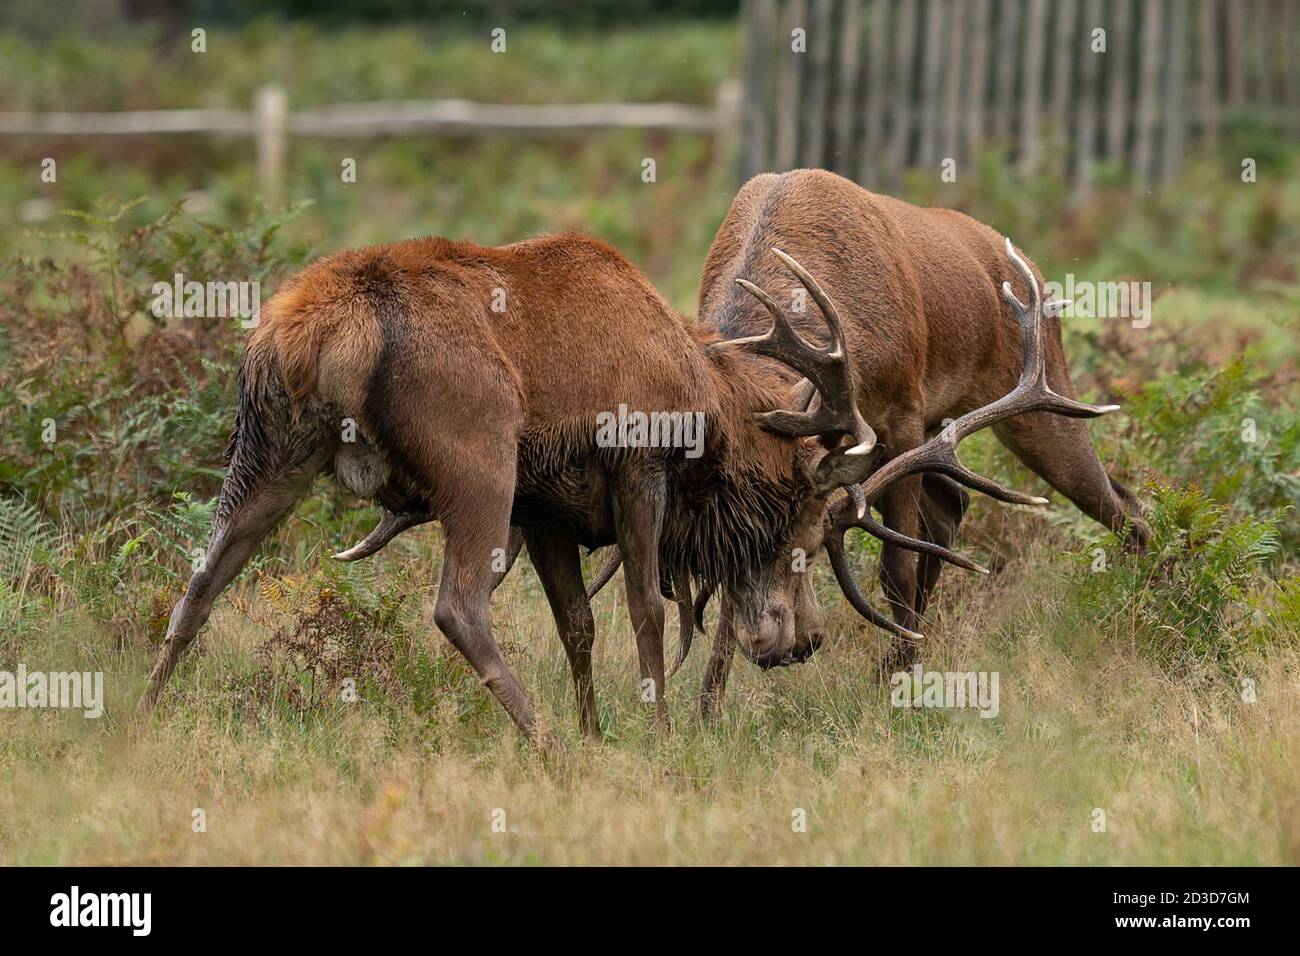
[1133,0,1164,185]
[774,0,806,171]
[255,85,288,206]
[1160,0,1189,182]
[1199,0,1221,150]
[887,0,918,187]
[801,0,834,168]
[860,0,890,187]
[741,0,778,178]
[1018,0,1047,175]
[713,79,744,182]
[1073,0,1103,197]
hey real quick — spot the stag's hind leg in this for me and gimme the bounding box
[365,324,541,740]
[435,494,541,740]
[140,452,329,713]
[525,530,600,737]
[418,421,537,737]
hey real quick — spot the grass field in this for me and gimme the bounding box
[1,18,1297,866]
[3,518,1298,866]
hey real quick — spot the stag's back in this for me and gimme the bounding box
[250,233,724,443]
[698,169,1038,423]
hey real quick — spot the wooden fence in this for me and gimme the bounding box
[741,0,1300,191]
[0,84,740,203]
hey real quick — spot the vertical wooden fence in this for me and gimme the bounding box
[741,0,1300,190]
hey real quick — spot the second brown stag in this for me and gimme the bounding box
[679,169,1150,713]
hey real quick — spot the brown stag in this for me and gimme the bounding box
[139,234,878,739]
[680,169,1150,713]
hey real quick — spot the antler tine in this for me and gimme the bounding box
[666,567,697,680]
[825,532,923,642]
[1001,239,1046,390]
[1001,237,1121,417]
[855,238,1122,510]
[827,494,990,575]
[708,251,876,451]
[585,548,623,600]
[728,278,811,364]
[821,488,985,642]
[770,248,847,359]
[333,509,433,561]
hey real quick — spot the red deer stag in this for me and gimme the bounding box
[139,234,884,739]
[682,170,1150,714]
[138,216,1121,739]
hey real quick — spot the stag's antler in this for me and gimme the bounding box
[585,549,623,600]
[665,567,697,680]
[333,509,433,561]
[707,249,876,456]
[827,238,1121,635]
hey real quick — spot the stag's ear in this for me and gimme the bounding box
[813,444,877,497]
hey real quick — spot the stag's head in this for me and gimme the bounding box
[702,249,882,669]
[712,242,1117,670]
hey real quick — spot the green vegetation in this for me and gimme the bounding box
[0,21,1296,865]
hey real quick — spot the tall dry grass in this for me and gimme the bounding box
[2,514,1297,865]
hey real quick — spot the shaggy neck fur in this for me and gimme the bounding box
[658,344,814,589]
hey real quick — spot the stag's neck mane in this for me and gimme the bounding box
[658,340,813,588]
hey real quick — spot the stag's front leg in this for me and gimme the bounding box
[877,418,927,671]
[913,474,970,616]
[696,595,735,722]
[524,530,600,738]
[613,474,670,733]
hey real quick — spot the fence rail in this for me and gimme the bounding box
[0,83,741,202]
[741,0,1300,191]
